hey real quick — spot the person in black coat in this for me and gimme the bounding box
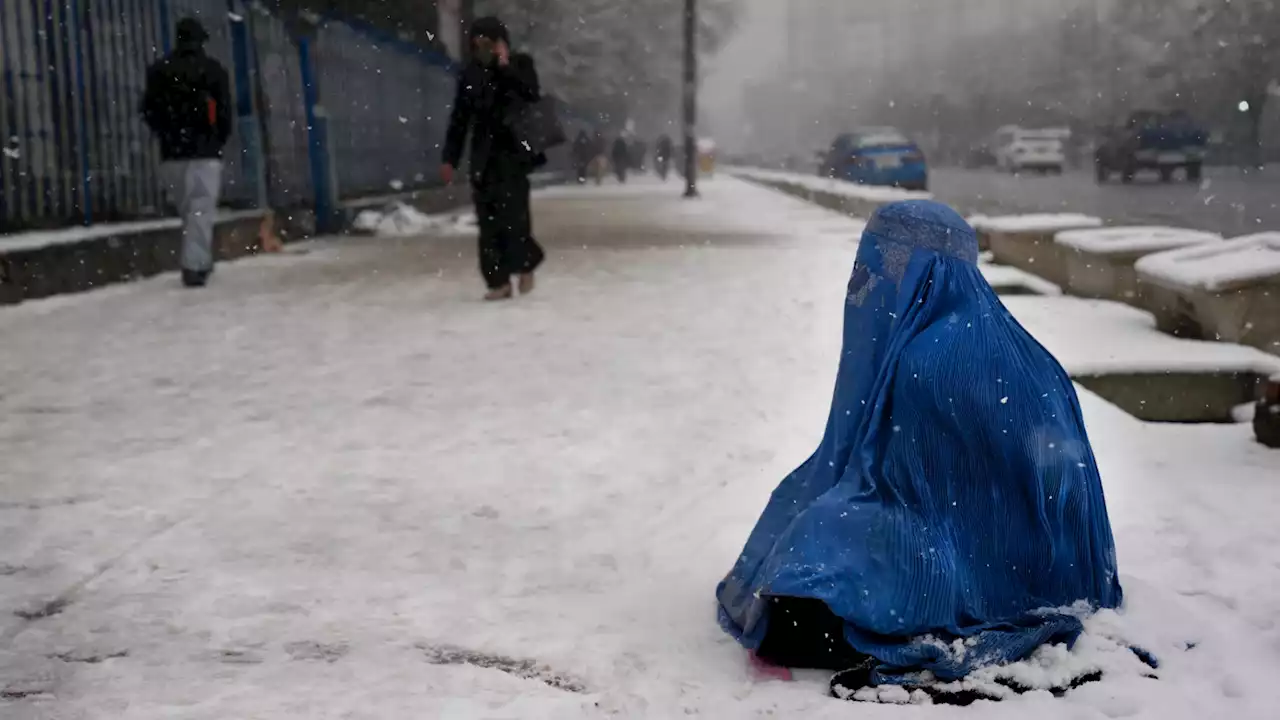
[612,137,630,184]
[572,130,592,184]
[655,134,674,180]
[441,16,545,300]
[140,18,232,288]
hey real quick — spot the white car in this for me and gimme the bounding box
[993,126,1067,174]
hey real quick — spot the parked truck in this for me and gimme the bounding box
[1094,110,1209,184]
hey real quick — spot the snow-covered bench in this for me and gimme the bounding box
[970,214,1103,286]
[1136,233,1280,355]
[1055,226,1222,308]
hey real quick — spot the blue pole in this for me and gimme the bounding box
[297,34,335,232]
[226,0,265,209]
[0,0,18,228]
[159,0,172,54]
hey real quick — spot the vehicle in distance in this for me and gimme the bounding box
[1094,110,1208,183]
[993,125,1068,174]
[820,128,928,191]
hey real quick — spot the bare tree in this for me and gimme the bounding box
[474,0,740,129]
[1182,0,1280,161]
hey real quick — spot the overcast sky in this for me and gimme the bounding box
[702,0,1090,144]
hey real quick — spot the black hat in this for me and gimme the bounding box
[469,16,509,44]
[175,17,209,44]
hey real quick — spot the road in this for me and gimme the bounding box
[931,165,1280,236]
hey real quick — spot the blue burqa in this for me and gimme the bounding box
[717,200,1122,684]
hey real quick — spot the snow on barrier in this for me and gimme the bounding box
[969,214,1103,285]
[1055,226,1222,307]
[0,212,266,306]
[727,167,930,219]
[1005,294,1280,423]
[1135,233,1280,356]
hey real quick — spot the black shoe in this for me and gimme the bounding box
[181,269,209,288]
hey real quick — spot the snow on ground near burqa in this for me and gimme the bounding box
[1,177,1278,718]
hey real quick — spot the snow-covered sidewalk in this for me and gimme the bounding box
[2,177,1278,719]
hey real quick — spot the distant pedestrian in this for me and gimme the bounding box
[572,130,592,184]
[655,134,674,180]
[612,137,630,183]
[442,16,546,301]
[590,132,608,185]
[141,18,232,289]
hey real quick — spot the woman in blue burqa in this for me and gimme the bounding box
[716,200,1123,701]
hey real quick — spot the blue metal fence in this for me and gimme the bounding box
[314,19,455,201]
[0,1,469,234]
[247,4,312,211]
[0,0,242,231]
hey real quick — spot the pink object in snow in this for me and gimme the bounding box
[748,652,794,682]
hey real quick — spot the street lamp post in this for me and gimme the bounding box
[682,0,698,198]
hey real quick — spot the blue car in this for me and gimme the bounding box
[821,128,928,191]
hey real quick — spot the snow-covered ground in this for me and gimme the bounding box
[350,203,478,238]
[2,176,1278,718]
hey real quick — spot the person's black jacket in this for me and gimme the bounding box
[656,135,674,161]
[572,131,592,165]
[612,138,629,164]
[140,41,232,161]
[443,53,542,183]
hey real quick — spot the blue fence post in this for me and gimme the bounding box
[0,0,17,229]
[297,32,337,233]
[227,0,265,209]
[159,0,172,53]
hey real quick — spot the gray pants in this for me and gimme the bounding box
[161,159,223,272]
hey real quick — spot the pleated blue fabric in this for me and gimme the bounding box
[717,200,1122,683]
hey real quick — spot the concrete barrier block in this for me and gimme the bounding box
[1136,233,1280,356]
[1255,377,1280,448]
[1142,283,1205,338]
[10,248,57,299]
[988,229,1072,287]
[970,215,1103,286]
[1075,370,1264,423]
[0,212,267,306]
[92,235,133,287]
[975,228,993,252]
[1056,227,1222,307]
[215,214,265,261]
[0,256,18,305]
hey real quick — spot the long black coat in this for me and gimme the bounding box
[443,54,541,185]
